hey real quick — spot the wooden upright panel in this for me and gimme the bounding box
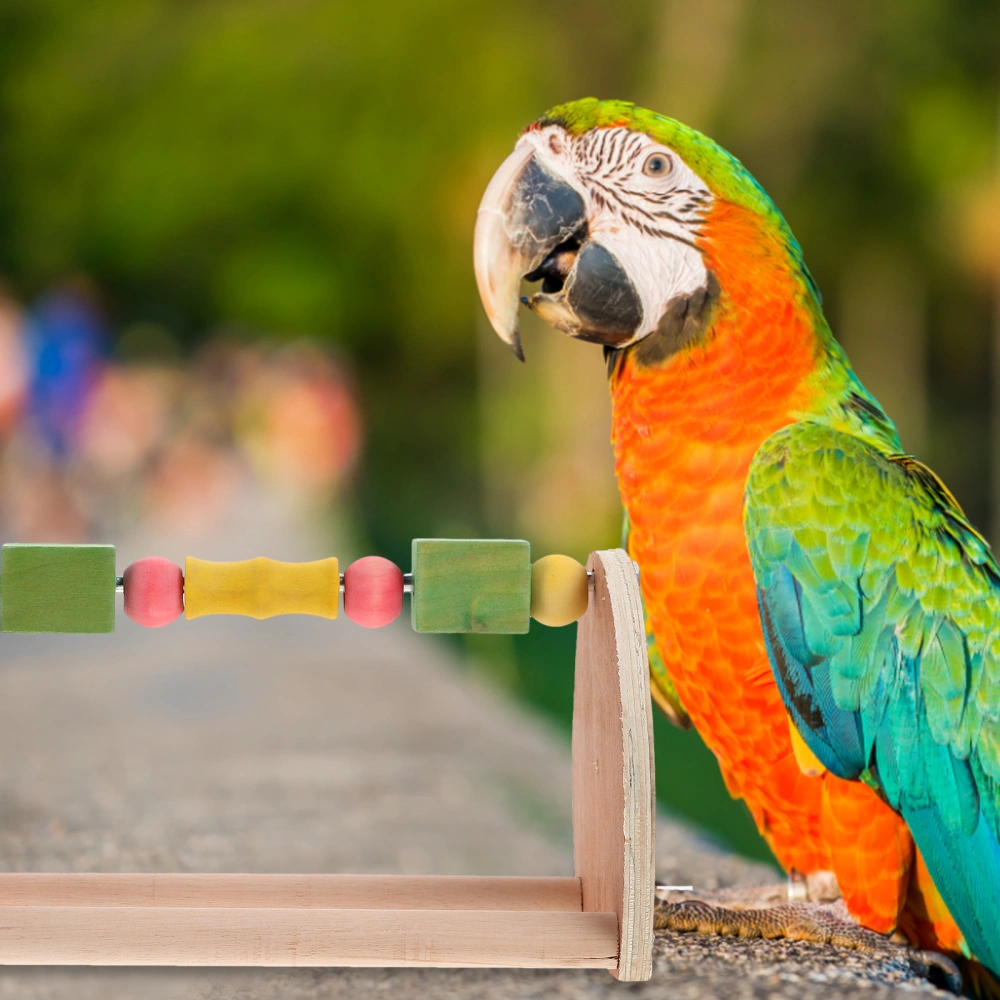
[572,548,655,981]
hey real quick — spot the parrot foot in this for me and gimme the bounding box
[654,890,962,994]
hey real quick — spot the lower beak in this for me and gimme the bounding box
[474,141,642,359]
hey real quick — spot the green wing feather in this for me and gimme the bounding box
[622,509,690,729]
[744,421,1000,970]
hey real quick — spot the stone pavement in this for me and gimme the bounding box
[0,530,947,997]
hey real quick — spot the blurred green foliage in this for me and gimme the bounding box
[0,0,653,568]
[0,0,997,862]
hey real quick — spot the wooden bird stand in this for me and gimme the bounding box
[0,548,655,978]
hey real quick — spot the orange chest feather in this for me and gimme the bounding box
[607,205,965,945]
[611,201,821,777]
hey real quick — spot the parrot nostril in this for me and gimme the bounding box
[524,226,586,294]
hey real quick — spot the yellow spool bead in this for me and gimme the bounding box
[184,556,339,620]
[530,554,588,627]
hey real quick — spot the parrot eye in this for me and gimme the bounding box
[642,153,672,178]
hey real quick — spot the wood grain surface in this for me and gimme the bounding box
[0,874,583,911]
[572,548,655,982]
[410,539,530,634]
[0,906,618,968]
[184,556,340,620]
[1,544,116,634]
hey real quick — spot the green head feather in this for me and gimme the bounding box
[537,99,771,216]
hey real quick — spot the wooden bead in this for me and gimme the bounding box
[411,539,530,634]
[1,544,116,633]
[531,554,588,627]
[184,556,339,620]
[343,556,403,628]
[123,557,184,628]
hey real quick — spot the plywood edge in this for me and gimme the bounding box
[601,548,655,981]
[0,906,618,968]
[0,874,583,912]
[572,549,655,983]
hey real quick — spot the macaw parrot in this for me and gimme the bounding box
[474,97,999,990]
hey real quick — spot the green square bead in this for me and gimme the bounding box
[411,538,530,634]
[1,544,116,633]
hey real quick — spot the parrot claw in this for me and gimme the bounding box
[654,890,962,994]
[907,950,963,995]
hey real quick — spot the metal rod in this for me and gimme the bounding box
[113,566,607,598]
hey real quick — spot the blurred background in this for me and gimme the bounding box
[0,0,996,863]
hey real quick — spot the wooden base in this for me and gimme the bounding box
[0,875,616,968]
[0,549,655,977]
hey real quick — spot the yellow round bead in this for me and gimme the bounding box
[530,554,588,627]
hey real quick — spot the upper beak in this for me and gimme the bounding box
[474,138,643,360]
[474,140,586,360]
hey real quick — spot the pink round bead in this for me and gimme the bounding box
[343,556,403,628]
[123,557,184,628]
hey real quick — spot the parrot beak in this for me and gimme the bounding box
[474,138,643,360]
[474,140,586,361]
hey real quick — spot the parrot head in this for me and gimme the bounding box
[475,97,805,361]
